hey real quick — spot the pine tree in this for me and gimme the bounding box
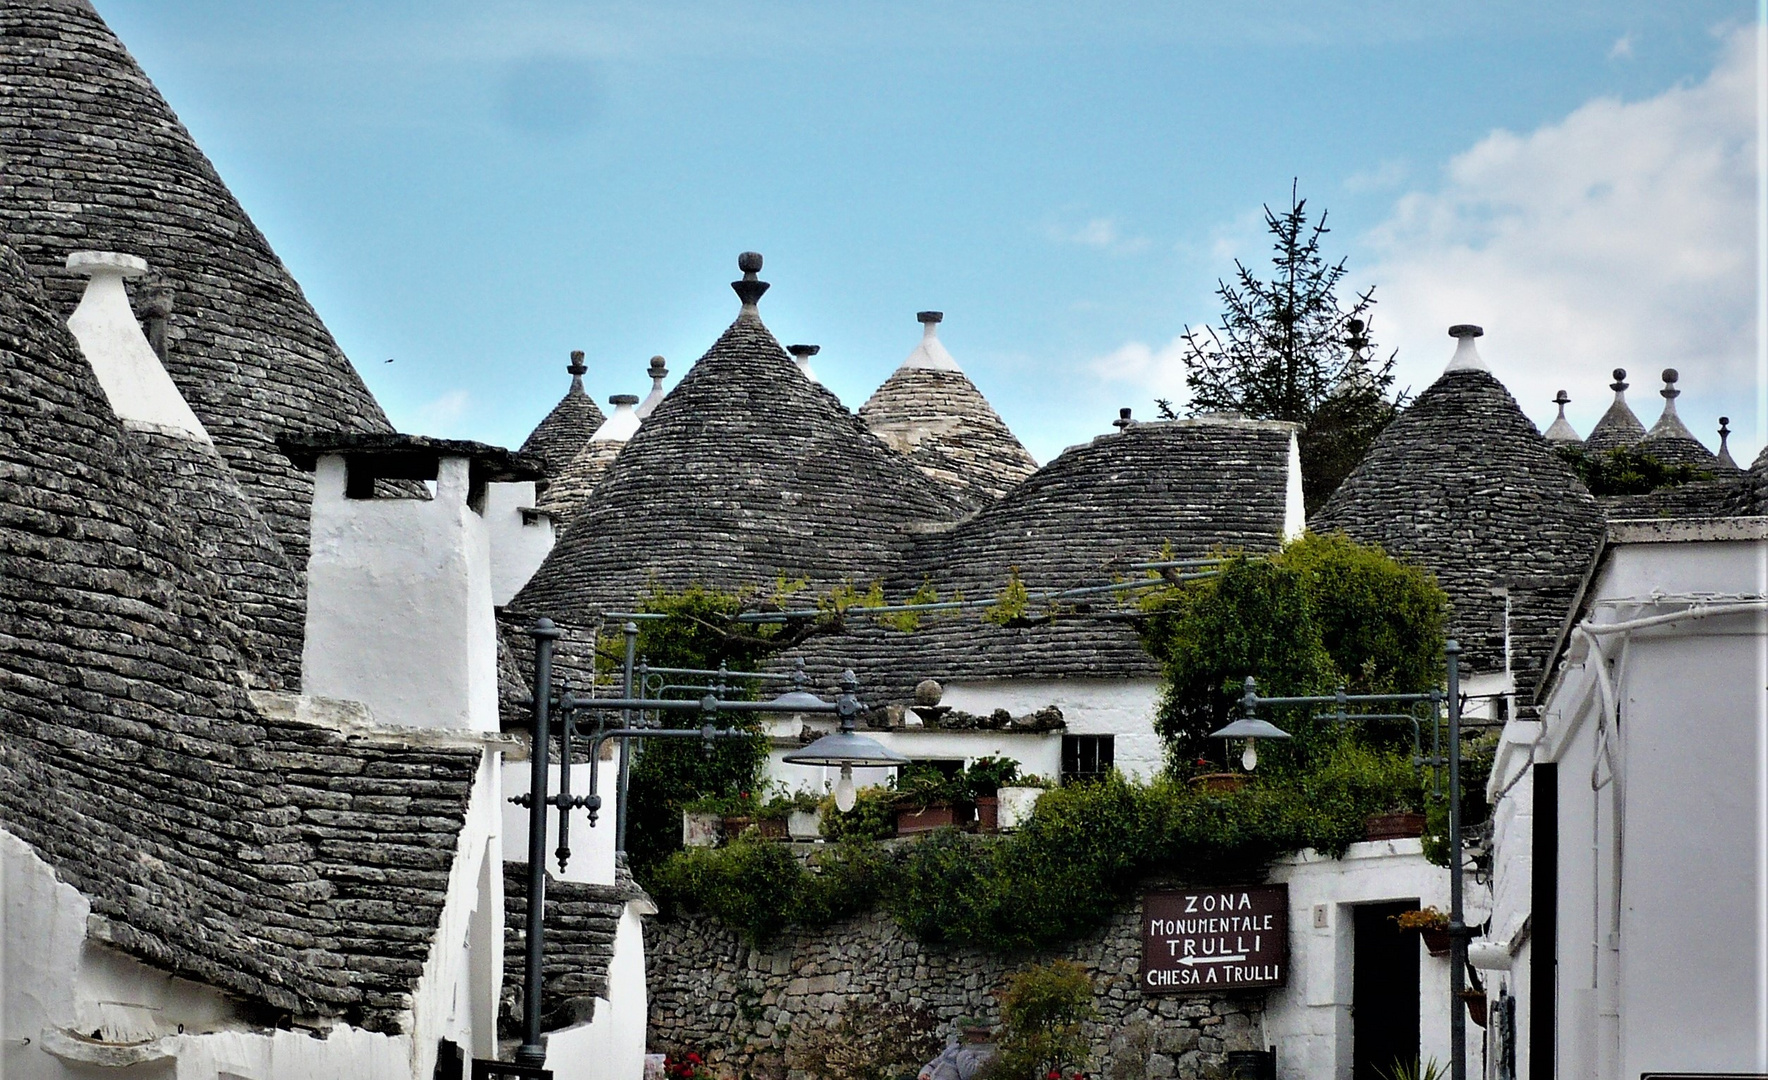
[1159,183,1403,513]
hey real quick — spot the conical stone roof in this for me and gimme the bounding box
[860,313,1038,509]
[1542,390,1581,445]
[0,240,479,1029]
[521,351,606,475]
[513,255,964,619]
[1637,368,1721,470]
[0,0,397,562]
[537,395,640,529]
[1583,368,1647,453]
[1312,358,1605,690]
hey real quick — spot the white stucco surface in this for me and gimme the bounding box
[63,252,212,443]
[1264,840,1479,1080]
[486,481,555,607]
[1491,526,1768,1080]
[546,900,652,1080]
[303,453,499,733]
[502,756,622,886]
[944,678,1166,779]
[2,827,452,1080]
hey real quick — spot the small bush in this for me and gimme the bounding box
[995,961,1095,1080]
[791,1000,945,1080]
[821,786,897,842]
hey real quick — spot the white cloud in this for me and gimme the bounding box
[1609,34,1635,60]
[1048,216,1152,255]
[1345,158,1411,193]
[1362,25,1760,454]
[1088,334,1191,410]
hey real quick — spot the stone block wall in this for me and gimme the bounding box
[646,894,1265,1080]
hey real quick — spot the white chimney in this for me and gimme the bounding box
[1444,323,1487,373]
[291,437,541,732]
[63,251,209,441]
[902,311,961,372]
[787,344,820,383]
[593,394,641,443]
[636,355,669,419]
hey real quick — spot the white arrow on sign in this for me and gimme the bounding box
[1176,954,1247,967]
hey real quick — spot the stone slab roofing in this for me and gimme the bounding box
[512,275,964,621]
[129,428,306,690]
[859,319,1038,509]
[501,867,644,1036]
[787,419,1300,699]
[538,438,622,531]
[0,241,480,1031]
[1583,370,1647,454]
[1313,368,1606,689]
[521,357,606,477]
[0,0,396,563]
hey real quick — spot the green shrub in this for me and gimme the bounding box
[820,786,897,842]
[995,961,1095,1080]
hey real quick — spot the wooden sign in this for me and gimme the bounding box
[1141,884,1288,992]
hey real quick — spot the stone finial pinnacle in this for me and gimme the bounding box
[568,349,587,378]
[1553,390,1570,414]
[732,252,769,309]
[648,355,667,379]
[917,311,944,325]
[1444,323,1486,373]
[1660,368,1680,401]
[637,355,669,419]
[1610,368,1628,393]
[788,344,821,383]
[1113,407,1133,431]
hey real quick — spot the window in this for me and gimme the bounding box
[1061,735,1114,785]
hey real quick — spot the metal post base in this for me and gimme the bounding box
[472,1060,553,1080]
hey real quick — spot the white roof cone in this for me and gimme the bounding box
[902,311,961,372]
[592,395,640,443]
[636,356,668,419]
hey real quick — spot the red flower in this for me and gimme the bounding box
[687,1054,703,1065]
[1048,1071,1061,1079]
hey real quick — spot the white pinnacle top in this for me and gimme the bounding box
[591,396,641,443]
[64,251,211,442]
[636,358,668,419]
[901,318,962,372]
[1443,324,1487,373]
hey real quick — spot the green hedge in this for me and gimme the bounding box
[650,741,1424,950]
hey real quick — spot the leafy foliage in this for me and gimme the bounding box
[653,745,1422,952]
[1553,443,1714,496]
[994,962,1096,1080]
[1138,533,1446,771]
[1164,182,1403,512]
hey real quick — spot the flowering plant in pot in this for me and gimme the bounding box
[893,764,969,835]
[1392,906,1451,956]
[664,1051,714,1080]
[962,756,1020,833]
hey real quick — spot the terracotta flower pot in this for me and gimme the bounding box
[974,795,1000,833]
[1191,772,1247,795]
[1421,927,1452,956]
[720,815,753,841]
[895,802,961,835]
[1365,811,1427,841]
[753,818,789,840]
[1459,990,1488,1028]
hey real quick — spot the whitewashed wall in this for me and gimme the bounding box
[502,753,623,887]
[1264,841,1479,1080]
[545,900,654,1080]
[303,453,499,733]
[1511,523,1768,1080]
[486,480,554,607]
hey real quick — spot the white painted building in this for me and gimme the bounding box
[1481,515,1768,1080]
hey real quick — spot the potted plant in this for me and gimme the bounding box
[717,791,760,842]
[1365,790,1427,840]
[1187,755,1247,795]
[1392,906,1452,956]
[785,790,824,840]
[753,793,792,840]
[893,764,969,835]
[996,775,1052,831]
[962,756,1020,833]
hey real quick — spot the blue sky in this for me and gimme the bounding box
[96,1,1762,464]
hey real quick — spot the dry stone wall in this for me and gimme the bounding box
[646,895,1265,1080]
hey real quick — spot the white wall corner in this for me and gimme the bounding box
[487,480,555,607]
[63,251,210,443]
[1283,432,1305,541]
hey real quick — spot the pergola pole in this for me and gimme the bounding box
[516,618,560,1070]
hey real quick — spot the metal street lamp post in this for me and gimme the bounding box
[476,620,901,1078]
[1210,641,1467,1080]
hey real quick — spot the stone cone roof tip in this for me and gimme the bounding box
[859,311,1038,509]
[1717,417,1739,470]
[520,351,607,473]
[0,0,400,561]
[1313,364,1605,688]
[1584,368,1647,453]
[1444,324,1487,373]
[1638,367,1719,469]
[592,394,641,443]
[514,267,965,618]
[1543,390,1581,445]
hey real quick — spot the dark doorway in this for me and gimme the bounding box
[1353,901,1421,1080]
